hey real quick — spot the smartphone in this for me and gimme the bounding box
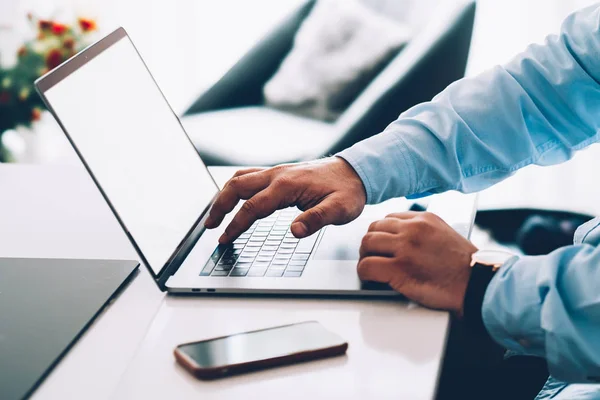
[174,321,348,379]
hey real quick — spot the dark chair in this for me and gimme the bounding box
[181,0,477,166]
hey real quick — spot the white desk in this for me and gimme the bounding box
[0,164,449,400]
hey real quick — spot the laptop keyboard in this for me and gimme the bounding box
[200,208,319,278]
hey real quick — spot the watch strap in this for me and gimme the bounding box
[464,262,497,338]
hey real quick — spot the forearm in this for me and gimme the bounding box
[482,244,600,383]
[339,5,600,204]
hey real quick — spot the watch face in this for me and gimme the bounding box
[472,250,515,267]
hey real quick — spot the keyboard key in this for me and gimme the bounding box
[200,262,216,276]
[289,260,307,266]
[218,258,236,266]
[249,237,266,242]
[234,262,253,269]
[265,240,282,246]
[222,251,239,260]
[211,246,227,261]
[286,264,305,272]
[266,269,284,277]
[233,238,248,244]
[271,259,289,266]
[230,268,249,277]
[284,271,302,277]
[215,264,234,271]
[232,243,245,249]
[292,253,310,260]
[277,248,294,254]
[245,242,262,248]
[238,233,251,239]
[251,232,269,237]
[252,261,271,268]
[272,227,288,233]
[268,264,286,270]
[241,249,259,255]
[247,268,267,277]
[280,243,297,249]
[296,234,318,253]
[262,245,279,252]
[258,250,276,256]
[283,238,299,244]
[238,257,256,264]
[211,270,230,276]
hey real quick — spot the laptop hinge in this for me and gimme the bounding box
[156,210,211,291]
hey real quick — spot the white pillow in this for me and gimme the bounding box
[264,0,412,121]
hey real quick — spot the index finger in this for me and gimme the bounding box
[219,186,288,243]
[205,170,271,228]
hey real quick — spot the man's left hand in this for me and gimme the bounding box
[358,211,478,317]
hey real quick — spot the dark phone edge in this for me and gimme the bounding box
[173,321,348,380]
[175,342,348,380]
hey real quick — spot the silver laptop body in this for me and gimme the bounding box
[35,28,476,297]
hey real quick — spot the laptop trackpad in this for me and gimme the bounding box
[314,223,365,260]
[313,199,413,260]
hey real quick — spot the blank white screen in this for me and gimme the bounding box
[44,37,218,274]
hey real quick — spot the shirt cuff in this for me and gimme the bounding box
[482,256,546,356]
[336,132,415,204]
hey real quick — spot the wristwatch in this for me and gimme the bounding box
[464,250,517,335]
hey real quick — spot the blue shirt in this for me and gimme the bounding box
[338,4,600,399]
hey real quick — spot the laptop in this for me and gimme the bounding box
[0,258,138,400]
[35,28,476,296]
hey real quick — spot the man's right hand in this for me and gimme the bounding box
[204,157,367,243]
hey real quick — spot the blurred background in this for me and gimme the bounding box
[1,0,599,213]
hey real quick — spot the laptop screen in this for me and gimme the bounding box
[42,33,218,275]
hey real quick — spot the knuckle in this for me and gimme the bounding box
[240,199,258,216]
[368,221,380,232]
[410,216,431,234]
[227,176,242,190]
[357,259,371,277]
[360,233,373,249]
[273,175,294,190]
[270,164,287,175]
[308,206,327,225]
[422,212,439,222]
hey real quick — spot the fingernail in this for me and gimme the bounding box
[218,233,228,244]
[204,217,213,228]
[291,222,308,237]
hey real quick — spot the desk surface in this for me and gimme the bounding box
[0,164,449,400]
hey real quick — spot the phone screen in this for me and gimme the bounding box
[177,321,346,369]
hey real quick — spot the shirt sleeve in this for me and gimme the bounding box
[337,4,600,204]
[482,245,600,383]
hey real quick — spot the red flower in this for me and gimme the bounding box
[39,19,52,30]
[78,18,96,32]
[46,49,63,70]
[17,46,27,57]
[31,108,42,122]
[52,23,68,35]
[0,92,10,104]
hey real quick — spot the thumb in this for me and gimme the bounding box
[291,197,345,238]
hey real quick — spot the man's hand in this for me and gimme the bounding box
[358,212,477,316]
[204,157,367,243]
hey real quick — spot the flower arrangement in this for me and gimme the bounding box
[0,14,97,162]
